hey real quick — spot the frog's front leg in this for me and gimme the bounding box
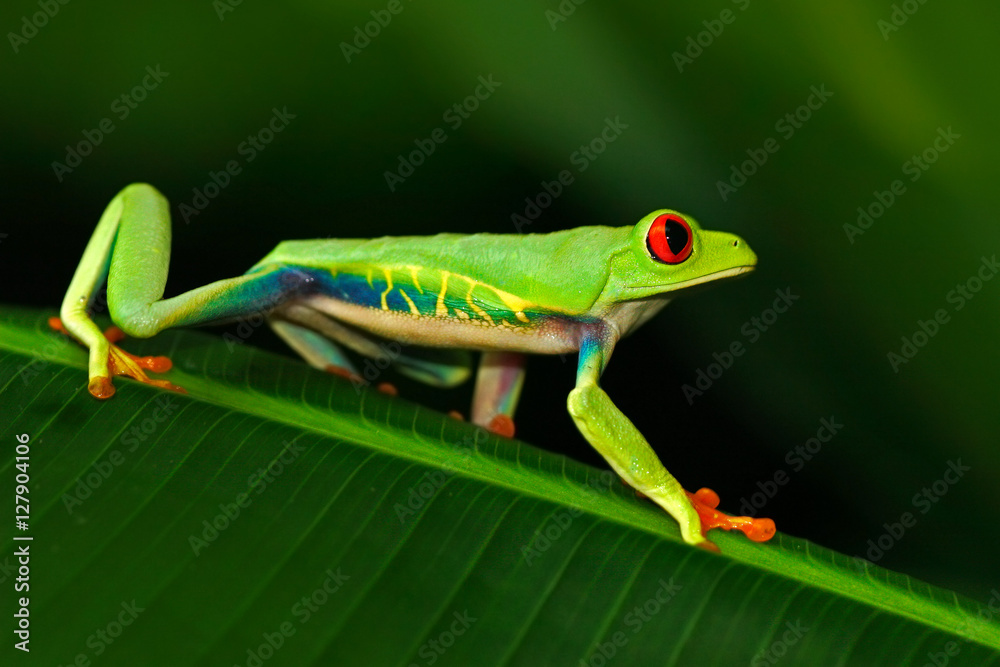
[55,183,314,398]
[566,326,775,549]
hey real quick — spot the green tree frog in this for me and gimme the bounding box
[52,183,775,550]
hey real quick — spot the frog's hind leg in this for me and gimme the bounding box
[471,352,526,438]
[53,182,325,398]
[270,303,472,392]
[269,318,359,377]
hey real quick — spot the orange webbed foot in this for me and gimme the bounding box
[50,317,185,399]
[104,343,185,398]
[685,487,776,543]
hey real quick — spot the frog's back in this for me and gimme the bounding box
[253,226,630,315]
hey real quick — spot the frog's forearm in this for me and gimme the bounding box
[567,330,710,548]
[568,383,708,546]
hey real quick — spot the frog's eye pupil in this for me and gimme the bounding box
[647,214,693,264]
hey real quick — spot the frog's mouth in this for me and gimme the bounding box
[669,264,755,289]
[625,264,755,296]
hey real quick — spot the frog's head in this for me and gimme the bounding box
[603,209,756,303]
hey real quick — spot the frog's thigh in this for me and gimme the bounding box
[389,346,472,388]
[269,317,357,375]
[273,302,471,387]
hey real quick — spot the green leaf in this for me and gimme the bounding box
[2,304,998,666]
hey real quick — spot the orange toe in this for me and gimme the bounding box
[488,414,515,438]
[119,348,173,373]
[88,376,116,399]
[48,317,68,335]
[102,325,126,344]
[324,364,357,380]
[106,346,185,395]
[102,327,184,396]
[323,364,398,396]
[685,487,776,543]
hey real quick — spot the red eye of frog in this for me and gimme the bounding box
[646,213,693,264]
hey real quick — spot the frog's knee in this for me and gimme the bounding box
[567,383,600,419]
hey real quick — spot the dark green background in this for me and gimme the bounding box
[2,0,998,603]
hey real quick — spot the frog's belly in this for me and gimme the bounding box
[302,295,584,354]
